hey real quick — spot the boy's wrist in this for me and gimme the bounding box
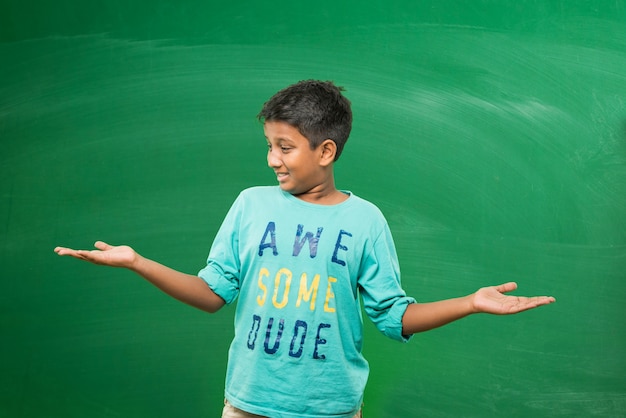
[466,293,480,315]
[127,251,143,272]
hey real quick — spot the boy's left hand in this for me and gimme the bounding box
[472,282,555,314]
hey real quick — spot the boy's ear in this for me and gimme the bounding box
[319,139,337,166]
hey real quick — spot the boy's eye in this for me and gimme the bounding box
[266,143,292,152]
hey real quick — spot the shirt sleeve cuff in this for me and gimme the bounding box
[382,296,417,342]
[198,262,239,305]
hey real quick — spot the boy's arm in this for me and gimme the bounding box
[54,241,226,313]
[402,282,555,335]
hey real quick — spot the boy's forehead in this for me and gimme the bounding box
[263,120,304,140]
[263,120,296,130]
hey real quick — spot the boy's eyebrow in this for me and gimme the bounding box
[266,136,295,144]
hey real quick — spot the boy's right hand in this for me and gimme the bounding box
[55,241,226,313]
[54,241,138,269]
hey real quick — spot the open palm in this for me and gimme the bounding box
[54,241,138,269]
[472,282,555,314]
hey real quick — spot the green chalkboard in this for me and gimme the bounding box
[1,1,625,417]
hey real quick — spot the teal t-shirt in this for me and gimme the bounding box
[199,186,415,418]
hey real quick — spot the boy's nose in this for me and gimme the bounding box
[267,151,281,168]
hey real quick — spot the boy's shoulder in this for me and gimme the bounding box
[237,185,279,200]
[240,185,277,194]
[238,186,385,217]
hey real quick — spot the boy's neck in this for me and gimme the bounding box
[292,177,349,205]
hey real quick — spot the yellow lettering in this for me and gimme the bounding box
[296,273,320,311]
[272,268,292,309]
[324,277,337,313]
[257,267,269,306]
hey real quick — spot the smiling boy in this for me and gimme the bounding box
[265,120,346,204]
[55,80,555,418]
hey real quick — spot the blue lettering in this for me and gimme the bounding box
[331,230,352,266]
[292,224,324,258]
[264,317,285,354]
[313,323,331,360]
[258,221,278,256]
[247,314,261,350]
[247,315,329,360]
[289,320,308,358]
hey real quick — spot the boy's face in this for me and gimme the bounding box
[264,120,329,198]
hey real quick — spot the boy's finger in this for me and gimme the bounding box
[54,246,74,255]
[495,282,518,294]
[94,241,113,251]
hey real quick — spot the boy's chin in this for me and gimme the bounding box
[278,183,302,196]
[277,182,294,192]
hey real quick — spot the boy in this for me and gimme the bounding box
[55,80,555,418]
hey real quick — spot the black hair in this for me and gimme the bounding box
[257,80,352,161]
